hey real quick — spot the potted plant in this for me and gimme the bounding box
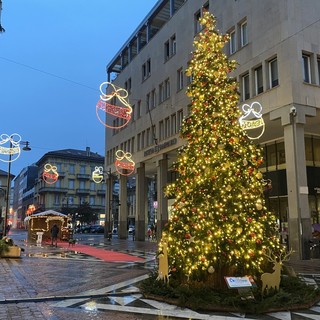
[0,236,21,258]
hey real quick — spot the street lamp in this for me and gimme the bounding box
[2,139,31,236]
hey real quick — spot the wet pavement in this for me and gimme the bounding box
[0,229,320,320]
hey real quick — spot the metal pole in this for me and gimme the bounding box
[3,139,12,236]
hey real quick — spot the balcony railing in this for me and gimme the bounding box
[76,174,90,179]
[38,187,68,193]
[76,188,90,194]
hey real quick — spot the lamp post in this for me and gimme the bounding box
[3,139,31,236]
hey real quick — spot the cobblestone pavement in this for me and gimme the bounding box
[1,230,320,320]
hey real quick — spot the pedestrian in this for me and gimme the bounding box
[132,228,135,241]
[50,224,59,247]
[5,224,10,235]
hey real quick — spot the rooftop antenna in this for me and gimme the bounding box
[0,0,5,33]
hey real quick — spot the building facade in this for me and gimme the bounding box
[34,147,106,224]
[12,165,38,228]
[104,0,320,259]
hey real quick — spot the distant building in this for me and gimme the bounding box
[12,165,38,228]
[104,0,320,259]
[34,147,106,224]
[0,169,15,231]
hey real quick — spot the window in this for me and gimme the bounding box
[125,78,132,93]
[69,164,75,174]
[255,65,263,95]
[177,68,184,91]
[165,78,170,99]
[171,113,177,135]
[240,21,248,47]
[131,104,135,121]
[194,10,201,34]
[80,165,86,174]
[151,89,156,109]
[159,83,164,103]
[159,120,164,141]
[146,128,151,146]
[137,133,141,150]
[69,179,75,189]
[164,40,170,61]
[269,58,279,88]
[171,34,176,56]
[79,181,85,189]
[90,181,95,191]
[89,196,95,206]
[177,109,183,130]
[242,73,250,100]
[141,130,145,149]
[142,59,151,81]
[229,30,236,54]
[164,34,176,61]
[54,194,60,205]
[137,100,142,118]
[318,58,320,85]
[165,117,170,138]
[302,54,311,83]
[146,93,150,112]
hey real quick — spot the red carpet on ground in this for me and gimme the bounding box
[56,242,144,262]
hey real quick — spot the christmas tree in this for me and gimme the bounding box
[160,12,283,287]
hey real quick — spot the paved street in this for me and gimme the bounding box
[0,230,320,320]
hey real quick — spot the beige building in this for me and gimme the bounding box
[34,148,106,223]
[104,0,320,259]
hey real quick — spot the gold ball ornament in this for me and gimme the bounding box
[208,266,215,274]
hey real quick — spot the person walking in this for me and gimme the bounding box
[50,224,59,247]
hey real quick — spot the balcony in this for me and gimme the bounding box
[77,174,90,179]
[76,188,90,195]
[97,190,106,195]
[38,187,68,193]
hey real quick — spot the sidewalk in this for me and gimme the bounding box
[1,229,320,320]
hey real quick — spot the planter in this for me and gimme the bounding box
[1,246,21,258]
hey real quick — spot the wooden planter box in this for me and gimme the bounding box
[1,246,21,258]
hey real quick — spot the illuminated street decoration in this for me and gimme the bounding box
[239,102,265,140]
[92,166,104,183]
[96,82,132,129]
[42,163,59,184]
[115,150,135,176]
[0,133,22,162]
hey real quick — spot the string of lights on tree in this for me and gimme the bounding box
[158,11,284,287]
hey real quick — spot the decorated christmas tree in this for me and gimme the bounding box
[160,12,283,288]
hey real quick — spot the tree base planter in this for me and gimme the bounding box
[1,246,21,258]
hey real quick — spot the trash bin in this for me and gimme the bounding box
[309,238,320,259]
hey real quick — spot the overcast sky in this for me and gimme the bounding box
[0,0,158,176]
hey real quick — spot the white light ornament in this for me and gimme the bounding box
[0,133,22,163]
[239,102,265,140]
[96,82,132,129]
[42,163,59,184]
[115,150,135,176]
[92,166,104,184]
